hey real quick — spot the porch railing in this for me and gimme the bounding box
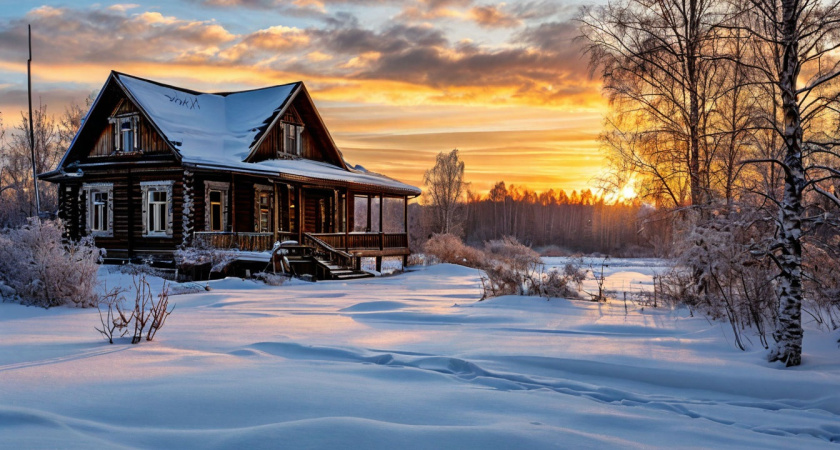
[193,231,408,253]
[309,232,408,250]
[303,233,355,269]
[193,232,275,252]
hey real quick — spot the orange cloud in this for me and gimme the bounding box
[469,5,522,28]
[0,4,608,194]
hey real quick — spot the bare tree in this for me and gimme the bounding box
[738,0,840,366]
[580,0,726,207]
[423,149,466,235]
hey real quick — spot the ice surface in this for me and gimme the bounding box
[1,262,839,448]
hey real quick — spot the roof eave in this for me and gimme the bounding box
[243,82,302,163]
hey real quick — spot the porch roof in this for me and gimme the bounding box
[186,158,421,196]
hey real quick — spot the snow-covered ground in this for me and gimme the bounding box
[543,256,666,296]
[2,263,839,448]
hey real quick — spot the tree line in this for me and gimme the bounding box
[417,149,657,256]
[462,182,652,255]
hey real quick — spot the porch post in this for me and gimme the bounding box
[403,195,408,234]
[344,189,350,252]
[296,186,303,243]
[403,194,409,269]
[366,195,371,232]
[273,181,279,244]
[333,189,339,234]
[379,193,384,250]
[230,173,236,232]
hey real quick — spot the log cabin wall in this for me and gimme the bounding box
[233,178,254,233]
[72,166,184,259]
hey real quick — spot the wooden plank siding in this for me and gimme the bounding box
[250,104,333,164]
[234,180,254,233]
[89,97,170,158]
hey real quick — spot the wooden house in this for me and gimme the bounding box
[40,72,421,279]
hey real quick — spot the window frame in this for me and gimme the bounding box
[110,114,139,153]
[203,181,230,232]
[254,184,273,233]
[141,181,174,238]
[283,122,304,156]
[82,182,113,237]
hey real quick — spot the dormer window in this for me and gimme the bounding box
[110,115,139,153]
[283,122,303,156]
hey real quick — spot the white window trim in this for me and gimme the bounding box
[141,180,174,238]
[204,181,230,232]
[82,182,114,237]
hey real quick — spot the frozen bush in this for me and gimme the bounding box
[254,272,288,286]
[405,253,426,267]
[0,219,101,307]
[660,211,777,350]
[802,242,840,330]
[423,233,486,268]
[480,236,579,300]
[484,236,541,271]
[175,243,236,279]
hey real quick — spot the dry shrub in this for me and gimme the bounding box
[95,274,173,344]
[484,236,541,271]
[0,218,102,307]
[405,253,426,266]
[803,242,840,330]
[423,233,486,268]
[661,211,777,350]
[480,236,579,300]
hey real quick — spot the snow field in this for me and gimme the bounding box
[1,263,839,448]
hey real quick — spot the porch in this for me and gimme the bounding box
[192,231,409,256]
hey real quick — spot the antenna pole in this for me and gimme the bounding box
[28,24,41,217]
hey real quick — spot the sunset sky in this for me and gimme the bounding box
[0,1,607,195]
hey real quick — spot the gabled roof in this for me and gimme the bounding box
[114,72,300,165]
[50,72,420,196]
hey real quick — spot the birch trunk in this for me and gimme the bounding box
[768,0,805,367]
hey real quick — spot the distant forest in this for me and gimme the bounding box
[408,182,658,257]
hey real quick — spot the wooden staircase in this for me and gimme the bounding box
[303,233,373,281]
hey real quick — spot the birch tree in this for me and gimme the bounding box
[423,149,466,235]
[740,0,840,366]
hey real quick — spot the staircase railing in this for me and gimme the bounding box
[303,233,356,269]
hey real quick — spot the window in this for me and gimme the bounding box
[82,183,113,237]
[141,181,173,237]
[209,190,223,231]
[288,185,297,232]
[92,192,109,232]
[148,190,168,234]
[255,188,272,233]
[283,122,303,156]
[204,181,229,232]
[111,115,138,153]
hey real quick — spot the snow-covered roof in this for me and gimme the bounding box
[113,73,420,196]
[116,73,296,163]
